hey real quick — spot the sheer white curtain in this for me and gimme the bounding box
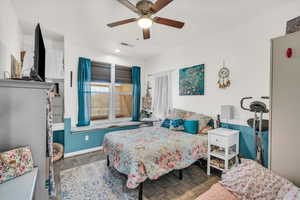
[152,71,173,119]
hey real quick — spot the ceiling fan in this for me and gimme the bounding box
[107,0,185,40]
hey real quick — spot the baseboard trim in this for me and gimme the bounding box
[64,146,103,158]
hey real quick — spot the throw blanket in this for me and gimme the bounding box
[220,159,300,200]
[103,126,208,189]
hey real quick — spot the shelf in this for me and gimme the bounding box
[210,164,224,171]
[0,80,54,90]
[209,151,237,160]
[210,163,236,171]
[207,129,239,175]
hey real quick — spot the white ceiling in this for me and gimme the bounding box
[12,0,292,58]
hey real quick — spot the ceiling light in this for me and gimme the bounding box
[115,49,121,53]
[138,17,153,29]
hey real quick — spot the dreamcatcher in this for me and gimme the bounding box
[218,62,231,89]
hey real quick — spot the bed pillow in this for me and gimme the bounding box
[0,146,34,184]
[161,119,171,128]
[196,183,237,200]
[170,108,188,119]
[186,114,212,132]
[183,120,199,134]
[199,126,213,135]
[169,118,185,131]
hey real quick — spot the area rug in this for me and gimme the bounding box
[60,160,138,200]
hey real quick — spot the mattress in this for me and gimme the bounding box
[103,126,208,189]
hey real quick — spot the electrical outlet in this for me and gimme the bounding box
[85,135,89,141]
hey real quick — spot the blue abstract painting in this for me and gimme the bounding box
[179,64,205,96]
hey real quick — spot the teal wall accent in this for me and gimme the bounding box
[61,119,269,167]
[64,118,140,154]
[53,130,64,145]
[221,123,269,168]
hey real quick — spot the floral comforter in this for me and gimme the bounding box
[103,126,208,189]
[220,159,300,200]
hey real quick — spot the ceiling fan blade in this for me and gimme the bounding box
[143,28,150,40]
[116,0,141,15]
[151,0,173,13]
[153,17,185,29]
[107,18,137,28]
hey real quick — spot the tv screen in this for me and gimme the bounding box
[32,23,46,81]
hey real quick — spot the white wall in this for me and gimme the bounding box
[64,38,145,126]
[16,27,144,127]
[0,0,22,78]
[143,1,300,125]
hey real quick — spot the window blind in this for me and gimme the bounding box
[91,61,111,82]
[115,65,132,84]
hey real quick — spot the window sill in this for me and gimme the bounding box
[71,120,143,134]
[53,123,64,131]
[91,118,132,126]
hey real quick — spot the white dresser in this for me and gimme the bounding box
[0,80,55,199]
[207,128,239,175]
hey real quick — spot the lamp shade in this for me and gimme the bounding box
[221,105,234,120]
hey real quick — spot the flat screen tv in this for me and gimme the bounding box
[31,23,46,81]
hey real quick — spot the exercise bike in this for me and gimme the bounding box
[240,96,269,165]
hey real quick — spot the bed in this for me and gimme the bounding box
[103,125,208,199]
[196,159,300,200]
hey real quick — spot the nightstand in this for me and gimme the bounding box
[207,128,239,175]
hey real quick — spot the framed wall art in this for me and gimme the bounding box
[179,64,205,96]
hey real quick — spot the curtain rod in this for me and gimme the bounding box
[147,68,177,77]
[147,63,206,77]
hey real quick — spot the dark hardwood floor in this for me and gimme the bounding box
[54,150,219,200]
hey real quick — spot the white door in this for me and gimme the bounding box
[271,31,300,186]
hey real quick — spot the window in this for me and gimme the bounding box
[90,82,110,120]
[115,83,132,119]
[90,62,132,121]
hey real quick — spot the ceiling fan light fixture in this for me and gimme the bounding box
[109,0,184,39]
[138,17,153,29]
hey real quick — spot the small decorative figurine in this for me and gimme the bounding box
[142,81,152,111]
[141,81,152,119]
[216,114,221,128]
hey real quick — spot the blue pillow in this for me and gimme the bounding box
[170,118,184,131]
[161,119,171,128]
[184,120,199,134]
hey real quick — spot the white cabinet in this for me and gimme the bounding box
[207,128,239,175]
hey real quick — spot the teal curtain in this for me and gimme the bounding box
[77,57,91,127]
[132,66,141,121]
